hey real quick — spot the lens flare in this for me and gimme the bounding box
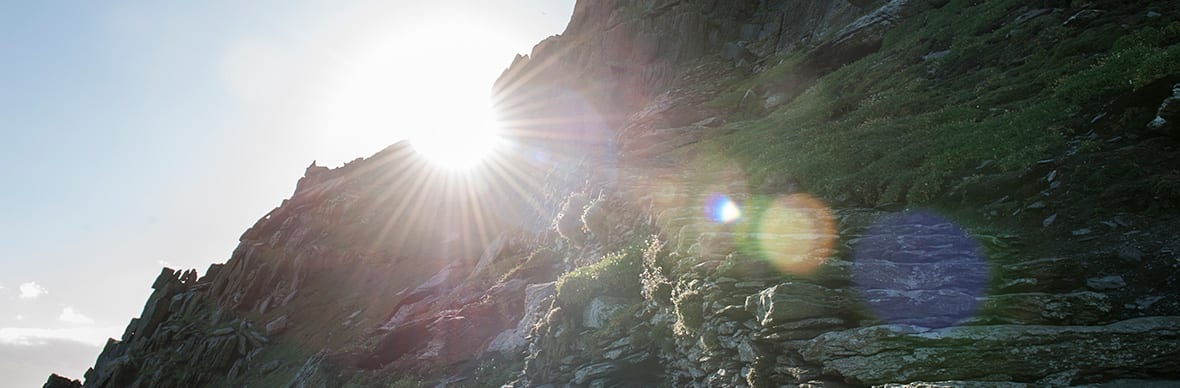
[409,100,504,170]
[705,194,742,223]
[851,211,989,328]
[756,194,836,274]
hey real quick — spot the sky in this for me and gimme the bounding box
[0,1,574,385]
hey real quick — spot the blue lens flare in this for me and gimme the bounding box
[705,194,741,223]
[851,211,990,328]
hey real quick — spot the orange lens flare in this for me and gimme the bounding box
[756,194,836,275]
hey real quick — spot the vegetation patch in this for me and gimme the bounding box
[555,245,644,309]
[640,238,674,306]
[671,285,703,335]
[706,0,1180,207]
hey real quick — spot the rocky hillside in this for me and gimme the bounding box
[48,0,1180,387]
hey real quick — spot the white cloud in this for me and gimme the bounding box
[58,307,95,325]
[14,315,23,321]
[18,282,47,299]
[0,326,116,347]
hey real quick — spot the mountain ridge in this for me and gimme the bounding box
[49,0,1180,387]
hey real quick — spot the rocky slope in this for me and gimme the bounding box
[50,0,1180,387]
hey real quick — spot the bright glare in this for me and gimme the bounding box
[706,194,742,223]
[720,200,741,223]
[410,100,503,169]
[304,15,516,167]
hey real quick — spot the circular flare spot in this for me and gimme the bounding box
[851,211,989,328]
[757,194,836,274]
[705,194,742,224]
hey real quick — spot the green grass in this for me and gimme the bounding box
[701,1,1180,207]
[555,245,644,309]
[1056,21,1180,106]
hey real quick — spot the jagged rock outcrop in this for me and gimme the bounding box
[80,267,266,388]
[43,374,82,388]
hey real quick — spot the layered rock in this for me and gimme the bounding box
[801,317,1180,385]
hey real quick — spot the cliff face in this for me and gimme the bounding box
[492,0,870,141]
[52,0,1180,387]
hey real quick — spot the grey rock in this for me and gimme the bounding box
[227,359,245,380]
[573,362,619,385]
[1147,84,1180,137]
[1118,246,1144,261]
[1013,8,1053,25]
[1042,213,1058,227]
[851,259,987,291]
[286,351,329,388]
[582,296,627,329]
[980,292,1113,325]
[733,281,767,289]
[468,233,508,280]
[1063,9,1105,27]
[716,304,752,320]
[1134,296,1164,310]
[746,283,851,327]
[1086,275,1126,291]
[922,49,951,61]
[801,317,1180,385]
[857,288,978,327]
[764,93,789,110]
[1080,380,1180,388]
[266,315,289,336]
[210,327,235,336]
[806,0,915,71]
[489,282,555,356]
[260,360,282,375]
[880,382,1028,388]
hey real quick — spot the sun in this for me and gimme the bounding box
[408,100,504,170]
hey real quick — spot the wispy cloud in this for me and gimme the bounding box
[58,307,95,325]
[18,282,47,299]
[0,326,116,347]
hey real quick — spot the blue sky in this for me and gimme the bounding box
[0,1,573,385]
